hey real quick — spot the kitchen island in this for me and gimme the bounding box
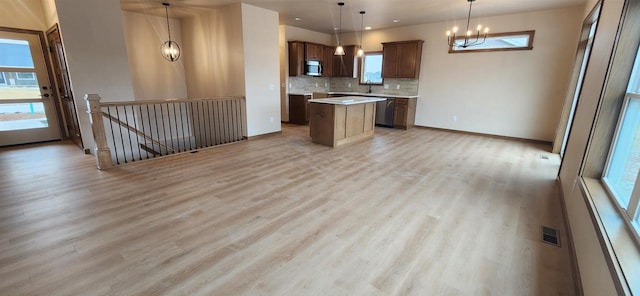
[309,96,386,147]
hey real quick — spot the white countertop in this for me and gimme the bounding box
[288,93,313,96]
[327,92,418,99]
[309,96,386,105]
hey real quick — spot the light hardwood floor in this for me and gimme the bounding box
[0,125,574,295]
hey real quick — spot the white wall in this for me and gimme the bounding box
[558,0,625,294]
[181,4,245,98]
[55,0,136,150]
[341,6,583,142]
[122,11,187,100]
[242,4,281,136]
[279,25,332,121]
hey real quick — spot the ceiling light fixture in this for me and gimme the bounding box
[334,2,345,56]
[161,2,181,62]
[446,0,489,48]
[357,11,366,57]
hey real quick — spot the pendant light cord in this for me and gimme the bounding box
[360,12,364,48]
[164,3,172,42]
[338,4,342,45]
[465,1,472,33]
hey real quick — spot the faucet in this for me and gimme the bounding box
[368,84,372,93]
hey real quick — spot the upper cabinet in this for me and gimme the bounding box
[382,40,424,78]
[323,45,334,78]
[288,41,305,77]
[288,41,335,77]
[305,42,324,61]
[332,45,357,78]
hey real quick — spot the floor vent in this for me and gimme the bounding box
[542,226,560,247]
[539,154,550,160]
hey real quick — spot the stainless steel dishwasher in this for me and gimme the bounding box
[375,98,395,127]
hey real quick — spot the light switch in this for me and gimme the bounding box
[396,85,400,90]
[384,84,389,89]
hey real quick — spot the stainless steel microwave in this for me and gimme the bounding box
[305,60,322,76]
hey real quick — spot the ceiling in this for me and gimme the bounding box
[120,0,586,34]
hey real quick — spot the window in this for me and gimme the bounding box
[359,52,383,84]
[603,44,640,233]
[0,72,5,85]
[449,31,535,53]
[15,72,35,80]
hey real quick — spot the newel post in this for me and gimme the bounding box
[85,94,112,170]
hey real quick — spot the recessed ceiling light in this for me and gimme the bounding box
[295,17,301,21]
[365,26,372,30]
[392,19,400,23]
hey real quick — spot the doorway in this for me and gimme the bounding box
[553,3,601,157]
[0,27,61,146]
[47,24,82,149]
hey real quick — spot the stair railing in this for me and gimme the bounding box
[85,94,247,169]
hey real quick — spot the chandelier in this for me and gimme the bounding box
[446,0,489,48]
[161,2,181,62]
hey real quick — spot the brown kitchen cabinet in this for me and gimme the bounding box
[382,40,424,78]
[289,94,312,125]
[288,41,305,77]
[393,97,417,129]
[332,45,357,77]
[305,42,324,61]
[322,45,334,77]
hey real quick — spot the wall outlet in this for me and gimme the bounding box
[325,82,328,87]
[396,85,400,90]
[270,116,274,123]
[315,83,318,87]
[348,83,352,88]
[452,115,457,122]
[269,84,275,91]
[288,83,292,89]
[384,84,389,89]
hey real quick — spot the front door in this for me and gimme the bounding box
[0,28,60,146]
[47,25,82,148]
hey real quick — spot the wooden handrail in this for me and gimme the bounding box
[99,96,245,107]
[101,111,176,154]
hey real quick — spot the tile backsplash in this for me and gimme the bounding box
[329,78,419,96]
[288,77,331,94]
[287,76,419,96]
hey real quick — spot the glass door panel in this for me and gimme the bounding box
[0,30,60,146]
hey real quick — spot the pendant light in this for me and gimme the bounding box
[334,2,345,56]
[161,2,181,62]
[446,0,489,48]
[356,11,366,57]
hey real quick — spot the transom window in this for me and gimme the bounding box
[449,31,535,53]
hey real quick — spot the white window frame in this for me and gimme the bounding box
[15,72,35,80]
[0,72,6,85]
[359,51,383,85]
[601,61,640,243]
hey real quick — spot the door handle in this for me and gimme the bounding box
[43,93,50,98]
